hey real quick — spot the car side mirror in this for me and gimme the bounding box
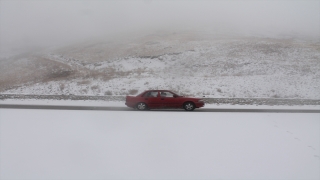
[173,94,178,98]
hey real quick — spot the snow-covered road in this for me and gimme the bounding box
[0,108,319,179]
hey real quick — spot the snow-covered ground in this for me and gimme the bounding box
[0,107,319,179]
[4,75,320,99]
[1,33,319,99]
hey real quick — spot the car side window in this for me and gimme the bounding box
[161,91,174,98]
[143,91,158,97]
[150,91,158,97]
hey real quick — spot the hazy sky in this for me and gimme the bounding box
[0,0,319,52]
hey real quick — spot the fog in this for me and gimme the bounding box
[0,0,319,53]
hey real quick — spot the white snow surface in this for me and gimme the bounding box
[5,75,320,99]
[2,36,320,99]
[0,107,319,180]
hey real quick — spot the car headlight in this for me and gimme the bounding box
[198,99,204,103]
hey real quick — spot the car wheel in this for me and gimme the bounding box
[183,102,195,111]
[136,102,148,110]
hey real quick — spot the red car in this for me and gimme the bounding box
[125,90,205,111]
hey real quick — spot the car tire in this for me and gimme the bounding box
[183,102,195,111]
[136,102,148,110]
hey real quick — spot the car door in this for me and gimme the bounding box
[143,91,161,108]
[160,91,177,108]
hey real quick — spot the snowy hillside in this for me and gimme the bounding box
[1,32,319,99]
